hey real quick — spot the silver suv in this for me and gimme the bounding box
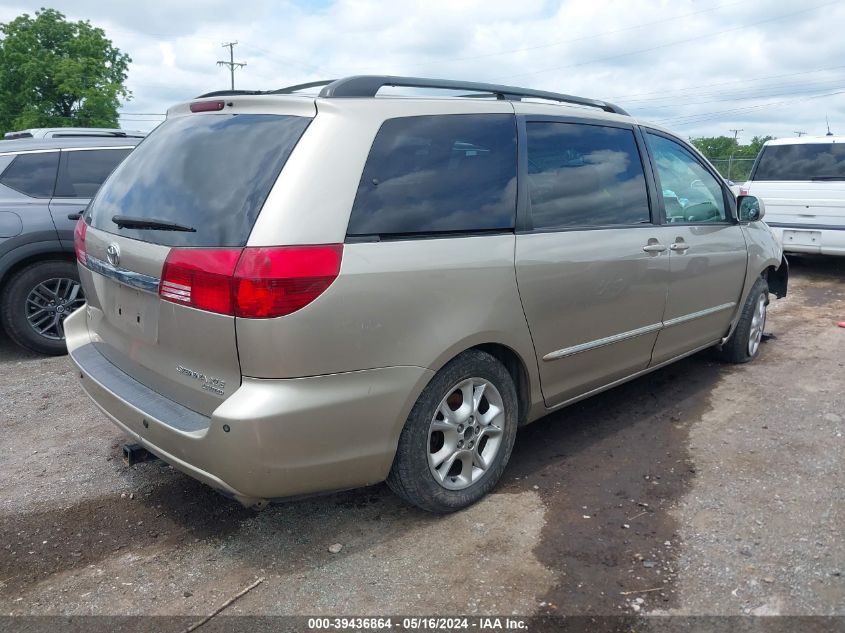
[67,76,788,512]
[0,137,139,354]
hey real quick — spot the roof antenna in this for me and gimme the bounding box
[826,115,834,136]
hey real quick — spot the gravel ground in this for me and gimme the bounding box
[0,255,842,620]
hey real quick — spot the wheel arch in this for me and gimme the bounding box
[763,255,789,299]
[0,241,74,290]
[472,343,533,427]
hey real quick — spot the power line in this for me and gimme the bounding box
[367,0,747,70]
[608,64,845,101]
[495,0,842,81]
[654,89,845,126]
[237,1,746,78]
[217,41,247,90]
[77,1,744,81]
[629,80,845,111]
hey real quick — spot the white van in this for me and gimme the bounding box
[743,136,845,255]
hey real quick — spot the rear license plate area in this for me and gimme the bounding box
[782,229,821,248]
[105,283,159,342]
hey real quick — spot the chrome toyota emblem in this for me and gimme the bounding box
[106,243,121,267]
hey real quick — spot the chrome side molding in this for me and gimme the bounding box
[661,302,735,328]
[543,322,663,361]
[543,302,737,362]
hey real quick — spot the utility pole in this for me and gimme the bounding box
[217,41,246,90]
[794,131,807,137]
[729,128,744,140]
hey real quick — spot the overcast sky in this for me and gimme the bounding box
[2,0,844,144]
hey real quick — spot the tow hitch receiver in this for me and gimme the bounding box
[122,443,158,466]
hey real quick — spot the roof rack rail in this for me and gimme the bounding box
[51,131,143,138]
[196,82,338,98]
[269,80,337,94]
[316,75,628,115]
[195,89,267,98]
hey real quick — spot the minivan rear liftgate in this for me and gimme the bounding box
[70,103,315,418]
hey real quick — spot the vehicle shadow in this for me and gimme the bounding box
[504,352,724,612]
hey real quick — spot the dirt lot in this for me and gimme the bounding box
[0,256,843,622]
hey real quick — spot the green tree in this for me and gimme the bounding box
[0,8,131,134]
[690,134,777,180]
[690,135,739,159]
[743,135,775,158]
[690,135,776,160]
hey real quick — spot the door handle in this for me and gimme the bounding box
[670,242,690,252]
[642,243,667,253]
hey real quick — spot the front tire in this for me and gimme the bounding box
[387,350,518,513]
[0,260,85,355]
[716,277,769,364]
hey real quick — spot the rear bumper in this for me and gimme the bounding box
[65,308,433,506]
[768,223,845,256]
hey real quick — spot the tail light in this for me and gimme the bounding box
[74,218,88,265]
[160,249,241,314]
[234,245,344,318]
[159,245,343,318]
[739,186,750,196]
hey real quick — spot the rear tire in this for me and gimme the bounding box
[0,260,84,355]
[715,277,769,364]
[387,350,518,513]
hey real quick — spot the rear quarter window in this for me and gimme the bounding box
[347,114,517,237]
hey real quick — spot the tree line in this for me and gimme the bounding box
[690,135,774,181]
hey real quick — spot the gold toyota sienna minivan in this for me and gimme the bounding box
[67,76,788,513]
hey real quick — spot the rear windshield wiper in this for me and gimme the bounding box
[112,215,196,232]
[810,176,845,181]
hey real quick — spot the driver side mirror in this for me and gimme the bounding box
[737,195,765,222]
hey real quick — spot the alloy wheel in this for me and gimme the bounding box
[747,292,767,357]
[25,277,85,341]
[427,377,505,490]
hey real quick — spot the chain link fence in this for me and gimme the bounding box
[708,157,755,183]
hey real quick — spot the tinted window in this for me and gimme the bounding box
[646,133,727,224]
[525,122,650,229]
[0,151,59,198]
[88,114,311,247]
[753,143,845,181]
[55,148,132,198]
[347,114,517,236]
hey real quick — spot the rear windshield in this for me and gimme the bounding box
[753,142,845,181]
[87,114,310,246]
